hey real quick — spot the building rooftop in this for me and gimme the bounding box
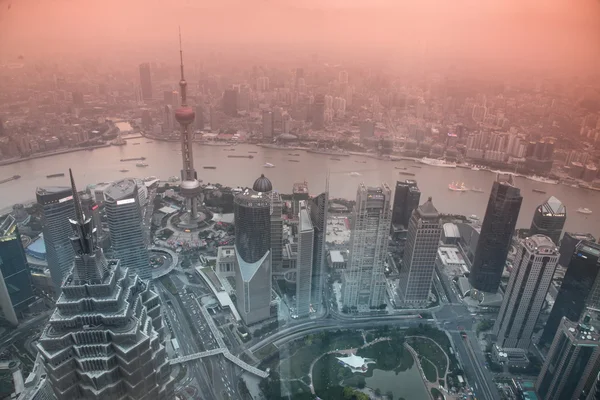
[330,250,347,263]
[253,174,273,193]
[104,179,137,202]
[416,197,439,218]
[35,186,70,196]
[293,181,309,194]
[443,223,460,238]
[524,235,559,253]
[539,196,565,216]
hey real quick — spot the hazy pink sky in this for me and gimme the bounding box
[0,0,599,73]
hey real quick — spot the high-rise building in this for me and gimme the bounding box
[104,179,151,281]
[540,241,600,346]
[391,180,421,230]
[494,235,559,349]
[586,372,600,400]
[359,120,375,139]
[558,232,596,268]
[195,104,205,131]
[36,186,75,292]
[36,171,173,399]
[252,174,282,273]
[529,196,566,244]
[0,215,35,325]
[262,110,274,139]
[223,89,238,117]
[469,174,522,293]
[296,202,314,317]
[139,62,153,101]
[234,188,272,325]
[310,189,328,311]
[397,198,442,306]
[342,184,392,311]
[312,94,325,130]
[536,316,600,400]
[292,181,309,217]
[163,104,175,131]
[338,70,349,84]
[71,91,84,107]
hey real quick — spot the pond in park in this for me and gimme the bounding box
[365,365,429,400]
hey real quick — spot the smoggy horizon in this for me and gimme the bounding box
[1,0,600,75]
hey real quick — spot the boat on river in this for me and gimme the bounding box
[263,163,275,168]
[46,173,65,178]
[577,208,593,215]
[449,182,469,192]
[420,157,456,168]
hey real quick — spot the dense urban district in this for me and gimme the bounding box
[1,44,600,400]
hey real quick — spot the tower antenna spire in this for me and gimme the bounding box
[178,26,188,106]
[69,168,84,224]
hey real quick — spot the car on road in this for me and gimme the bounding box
[460,331,468,338]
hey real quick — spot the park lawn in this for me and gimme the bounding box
[421,357,438,383]
[409,337,448,377]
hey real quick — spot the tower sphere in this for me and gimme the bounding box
[175,106,195,125]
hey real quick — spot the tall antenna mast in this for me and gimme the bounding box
[69,168,84,224]
[178,26,188,106]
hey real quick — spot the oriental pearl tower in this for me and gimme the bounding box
[174,29,202,227]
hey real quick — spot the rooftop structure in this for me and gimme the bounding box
[252,174,272,193]
[530,196,566,244]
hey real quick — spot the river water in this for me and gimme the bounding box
[365,367,429,400]
[0,141,599,238]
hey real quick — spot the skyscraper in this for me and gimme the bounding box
[536,316,600,400]
[529,196,566,244]
[139,62,153,101]
[36,186,75,292]
[587,373,600,400]
[469,174,523,293]
[234,188,272,325]
[397,197,442,306]
[223,89,238,117]
[312,94,325,130]
[391,180,421,230]
[493,235,559,349]
[0,215,35,325]
[262,110,274,139]
[36,171,173,399]
[296,202,314,317]
[270,192,283,272]
[558,232,596,268]
[342,184,392,311]
[104,179,151,281]
[195,104,205,131]
[310,188,328,311]
[540,241,600,346]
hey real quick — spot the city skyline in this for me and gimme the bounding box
[2,2,600,398]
